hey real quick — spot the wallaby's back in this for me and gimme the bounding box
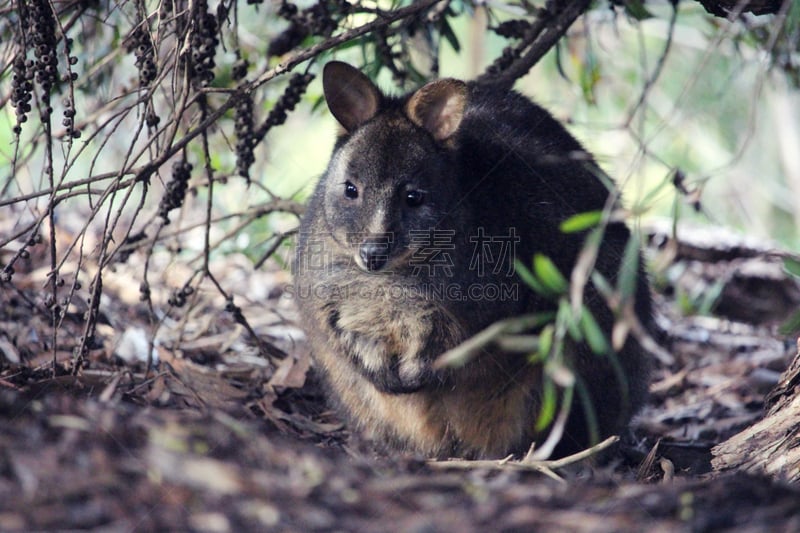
[294,62,652,459]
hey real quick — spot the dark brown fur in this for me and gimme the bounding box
[293,62,652,459]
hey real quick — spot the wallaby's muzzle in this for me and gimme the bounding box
[357,235,392,272]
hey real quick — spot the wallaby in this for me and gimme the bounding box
[293,61,652,459]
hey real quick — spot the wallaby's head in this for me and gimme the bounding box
[319,61,469,273]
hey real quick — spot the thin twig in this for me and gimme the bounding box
[624,1,679,128]
[427,435,620,480]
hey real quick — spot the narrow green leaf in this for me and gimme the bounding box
[574,378,600,445]
[580,307,610,355]
[578,46,600,104]
[537,324,554,360]
[590,271,613,299]
[618,231,641,303]
[559,298,583,342]
[436,313,554,368]
[560,210,603,234]
[788,0,800,32]
[522,311,558,331]
[439,18,461,53]
[779,310,800,335]
[697,278,725,316]
[533,254,568,295]
[783,257,800,279]
[495,334,540,354]
[514,258,548,296]
[310,95,326,113]
[535,377,557,432]
[624,0,654,20]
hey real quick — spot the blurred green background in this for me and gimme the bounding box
[255,3,800,256]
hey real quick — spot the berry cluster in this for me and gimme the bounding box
[9,0,59,134]
[146,111,160,129]
[254,73,314,143]
[159,160,193,223]
[232,57,249,81]
[61,38,81,138]
[116,231,148,264]
[277,0,298,18]
[10,56,33,134]
[139,281,150,302]
[127,26,158,87]
[225,297,246,327]
[187,0,219,88]
[61,97,80,138]
[27,0,59,102]
[234,94,256,179]
[493,19,532,39]
[484,46,521,77]
[168,285,193,307]
[267,1,340,57]
[63,40,79,81]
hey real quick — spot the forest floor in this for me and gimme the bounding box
[1,220,800,532]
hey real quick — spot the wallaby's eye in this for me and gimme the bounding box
[405,189,425,208]
[344,181,359,200]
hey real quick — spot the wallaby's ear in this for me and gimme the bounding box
[323,61,381,132]
[405,79,467,142]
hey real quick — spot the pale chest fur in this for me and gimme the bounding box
[304,288,542,458]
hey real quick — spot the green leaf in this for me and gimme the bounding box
[310,95,326,113]
[578,46,600,104]
[560,210,603,234]
[533,254,568,295]
[783,257,800,279]
[439,17,460,53]
[558,298,583,342]
[574,378,600,445]
[496,334,540,354]
[779,310,800,335]
[580,307,610,355]
[514,258,547,294]
[537,324,554,361]
[697,278,725,316]
[591,270,613,298]
[624,0,654,20]
[618,231,641,303]
[436,313,553,368]
[535,377,557,432]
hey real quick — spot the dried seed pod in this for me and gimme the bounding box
[267,0,336,58]
[127,25,158,86]
[27,0,59,102]
[158,160,193,223]
[254,72,315,142]
[492,19,532,39]
[234,93,256,180]
[10,56,32,133]
[232,57,249,81]
[186,0,219,88]
[484,46,520,77]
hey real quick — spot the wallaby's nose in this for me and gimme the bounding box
[359,238,391,271]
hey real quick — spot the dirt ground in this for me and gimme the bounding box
[1,221,800,532]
